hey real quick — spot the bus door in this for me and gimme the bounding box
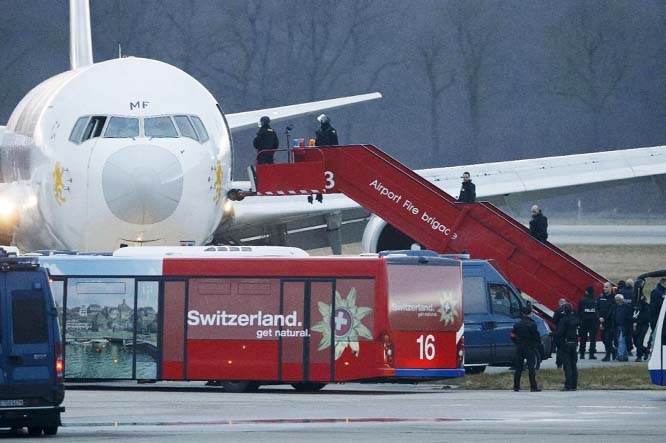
[280,280,335,383]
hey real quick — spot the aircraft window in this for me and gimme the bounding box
[80,116,107,143]
[174,115,198,141]
[104,117,139,138]
[144,116,178,138]
[69,117,90,144]
[190,116,209,142]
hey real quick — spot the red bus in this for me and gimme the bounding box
[38,248,464,391]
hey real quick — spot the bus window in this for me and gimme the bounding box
[64,278,135,379]
[145,116,178,138]
[136,281,159,379]
[190,116,209,143]
[174,116,198,141]
[104,116,139,138]
[463,276,488,314]
[489,284,518,317]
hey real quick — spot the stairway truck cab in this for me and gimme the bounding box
[462,259,551,373]
[0,252,64,436]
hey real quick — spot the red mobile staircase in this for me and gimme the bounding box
[245,145,607,314]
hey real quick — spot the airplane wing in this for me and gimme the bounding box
[225,92,382,131]
[219,144,666,250]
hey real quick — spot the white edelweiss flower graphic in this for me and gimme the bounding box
[311,287,373,360]
[439,291,459,326]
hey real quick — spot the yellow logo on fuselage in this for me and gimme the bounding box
[53,162,66,205]
[213,160,223,204]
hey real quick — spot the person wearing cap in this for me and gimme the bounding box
[511,305,541,392]
[597,281,616,361]
[528,205,548,243]
[555,303,579,391]
[609,294,632,361]
[314,114,338,146]
[253,116,279,164]
[457,172,476,203]
[577,286,599,359]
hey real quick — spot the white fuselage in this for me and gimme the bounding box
[5,57,231,251]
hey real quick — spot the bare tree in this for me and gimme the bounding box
[543,0,636,148]
[445,0,507,162]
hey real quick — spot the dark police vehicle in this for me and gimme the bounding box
[0,251,64,435]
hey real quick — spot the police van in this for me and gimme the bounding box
[461,258,552,374]
[0,251,65,435]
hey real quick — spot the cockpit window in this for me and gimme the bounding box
[70,116,107,144]
[190,116,209,143]
[69,117,89,144]
[174,115,198,141]
[104,117,139,138]
[145,116,178,138]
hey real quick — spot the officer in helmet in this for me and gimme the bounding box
[511,304,541,392]
[315,113,338,146]
[253,116,279,164]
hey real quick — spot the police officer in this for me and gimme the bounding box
[315,114,338,146]
[577,286,599,359]
[253,116,279,164]
[511,305,541,392]
[556,303,579,391]
[552,298,567,368]
[597,281,615,361]
[457,171,476,203]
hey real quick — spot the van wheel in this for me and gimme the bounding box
[291,382,327,392]
[43,426,58,435]
[27,427,42,436]
[465,366,486,375]
[221,381,259,393]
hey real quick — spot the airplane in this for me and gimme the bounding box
[1,0,665,255]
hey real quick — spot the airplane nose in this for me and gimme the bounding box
[102,145,183,224]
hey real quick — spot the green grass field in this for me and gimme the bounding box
[448,363,662,390]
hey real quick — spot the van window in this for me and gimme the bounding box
[489,284,518,316]
[12,290,48,344]
[463,276,488,314]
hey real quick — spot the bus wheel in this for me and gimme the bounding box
[291,382,327,392]
[43,426,59,435]
[27,427,42,436]
[465,366,486,375]
[221,381,259,393]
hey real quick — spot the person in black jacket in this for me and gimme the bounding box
[511,306,541,392]
[556,303,580,391]
[632,295,651,362]
[577,286,599,359]
[597,281,615,361]
[314,114,338,146]
[609,294,633,361]
[528,205,548,243]
[253,116,279,164]
[551,298,567,368]
[457,172,476,203]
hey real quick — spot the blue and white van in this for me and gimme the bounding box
[461,258,552,373]
[0,253,65,435]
